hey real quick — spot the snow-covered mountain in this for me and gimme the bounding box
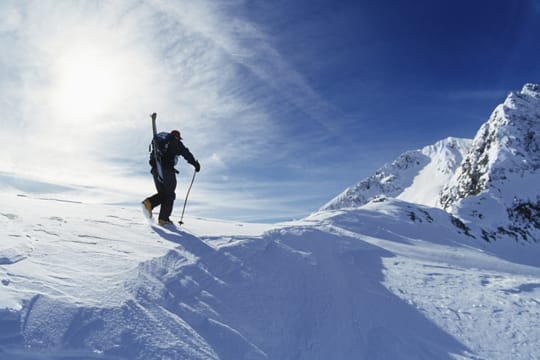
[321,137,471,210]
[440,83,540,242]
[1,84,540,359]
[324,83,540,244]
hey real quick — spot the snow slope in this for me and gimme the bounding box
[398,138,472,207]
[1,189,540,359]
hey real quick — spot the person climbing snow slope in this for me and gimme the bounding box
[142,121,200,226]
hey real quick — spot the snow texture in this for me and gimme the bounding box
[1,84,540,359]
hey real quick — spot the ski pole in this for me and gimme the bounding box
[179,169,197,225]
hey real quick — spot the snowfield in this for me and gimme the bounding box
[1,190,539,359]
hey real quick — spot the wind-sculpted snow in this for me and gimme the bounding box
[2,191,540,359]
[8,223,470,359]
[127,225,470,359]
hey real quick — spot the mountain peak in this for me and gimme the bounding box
[324,83,540,243]
[503,83,540,113]
[521,83,540,97]
[436,83,540,241]
[441,83,540,208]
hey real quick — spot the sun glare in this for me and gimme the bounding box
[51,44,128,122]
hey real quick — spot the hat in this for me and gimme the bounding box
[170,130,181,139]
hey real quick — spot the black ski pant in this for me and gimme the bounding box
[148,167,177,221]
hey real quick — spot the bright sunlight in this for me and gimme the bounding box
[50,43,131,123]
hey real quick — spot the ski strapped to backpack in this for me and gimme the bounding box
[150,114,181,182]
[150,113,165,183]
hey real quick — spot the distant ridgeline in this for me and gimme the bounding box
[322,84,540,243]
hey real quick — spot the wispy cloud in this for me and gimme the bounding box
[443,89,509,101]
[0,0,347,221]
[149,0,347,138]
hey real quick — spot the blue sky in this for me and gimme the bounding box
[1,0,539,222]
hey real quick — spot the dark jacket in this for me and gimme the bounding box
[160,136,197,170]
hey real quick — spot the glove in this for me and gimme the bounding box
[194,160,201,172]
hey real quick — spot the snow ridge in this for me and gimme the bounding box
[3,194,539,359]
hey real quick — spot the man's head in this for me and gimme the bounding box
[170,130,181,139]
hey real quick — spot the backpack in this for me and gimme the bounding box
[149,132,179,173]
[150,132,172,161]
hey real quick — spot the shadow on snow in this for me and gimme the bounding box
[5,224,473,359]
[146,224,472,360]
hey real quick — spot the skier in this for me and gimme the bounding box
[142,128,200,226]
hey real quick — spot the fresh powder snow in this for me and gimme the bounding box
[1,191,539,359]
